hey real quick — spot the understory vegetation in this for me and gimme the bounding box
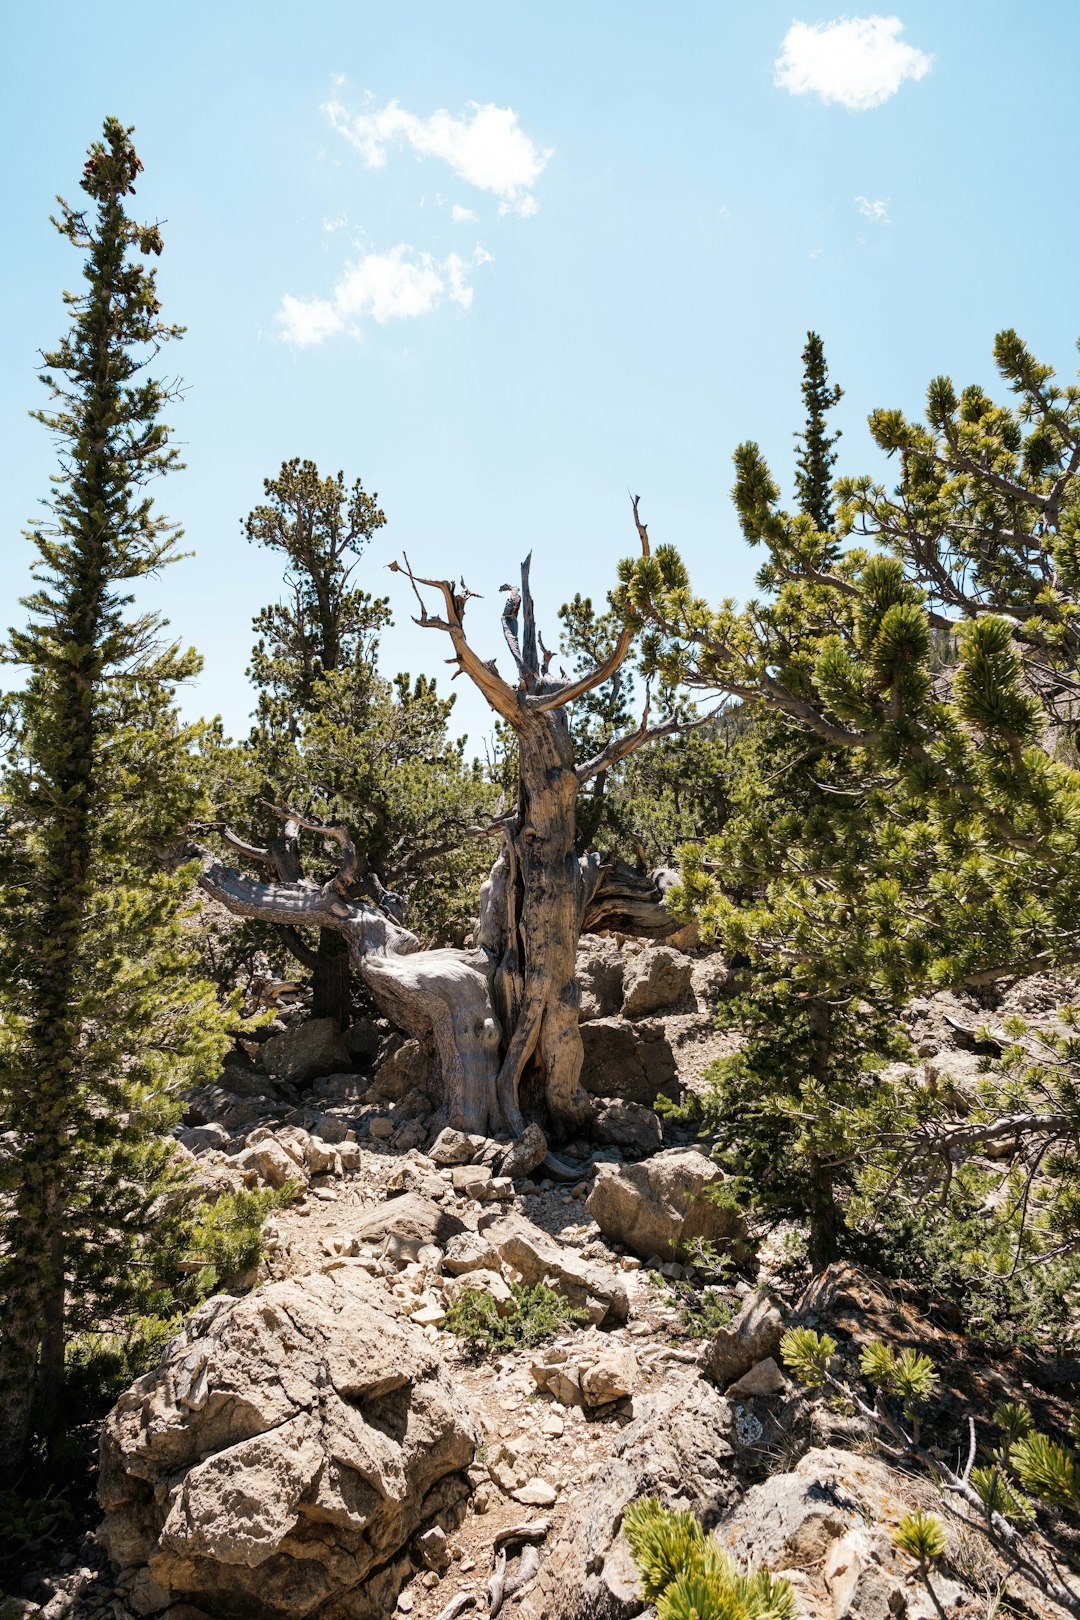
[2,115,1080,1608]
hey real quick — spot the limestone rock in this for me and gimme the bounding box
[428,1127,486,1166]
[517,1379,737,1620]
[586,1147,748,1263]
[622,944,693,1017]
[513,1478,557,1506]
[257,1018,350,1086]
[99,1270,478,1619]
[349,1192,466,1259]
[176,1123,230,1156]
[576,937,625,1022]
[234,1137,308,1192]
[482,1212,628,1325]
[441,1231,501,1276]
[591,1098,662,1159]
[724,1356,786,1399]
[579,1343,638,1406]
[719,1446,972,1620]
[702,1291,785,1387]
[579,1016,679,1105]
[442,1270,513,1313]
[184,1086,272,1131]
[368,1038,431,1104]
[496,1122,548,1180]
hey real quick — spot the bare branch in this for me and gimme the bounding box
[531,495,651,714]
[577,701,723,785]
[264,801,359,893]
[389,555,521,724]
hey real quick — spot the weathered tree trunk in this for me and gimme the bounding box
[197,511,707,1148]
[311,928,351,1029]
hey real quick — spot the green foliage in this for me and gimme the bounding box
[211,457,494,995]
[893,1510,947,1565]
[970,1465,1033,1524]
[0,1484,72,1563]
[182,1182,297,1296]
[1008,1430,1080,1512]
[623,1496,797,1620]
[659,1239,737,1339]
[793,330,844,532]
[0,118,234,1467]
[442,1282,588,1358]
[858,1342,938,1413]
[779,1327,838,1385]
[554,592,737,863]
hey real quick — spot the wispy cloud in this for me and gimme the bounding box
[278,243,493,346]
[451,203,479,224]
[855,194,890,223]
[775,16,932,111]
[322,212,348,233]
[323,97,551,216]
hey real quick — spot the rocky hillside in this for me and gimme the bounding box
[9,940,1079,1620]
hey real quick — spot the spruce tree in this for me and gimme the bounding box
[793,330,842,531]
[0,119,230,1471]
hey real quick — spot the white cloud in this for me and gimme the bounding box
[278,243,493,346]
[774,16,932,111]
[324,97,551,215]
[855,194,890,223]
[278,295,345,346]
[322,211,348,233]
[452,203,479,223]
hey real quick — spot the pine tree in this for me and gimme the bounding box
[211,459,493,1011]
[0,119,231,1472]
[241,458,390,1026]
[793,330,842,531]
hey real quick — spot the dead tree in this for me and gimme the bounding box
[194,505,705,1147]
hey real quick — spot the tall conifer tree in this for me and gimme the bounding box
[0,119,230,1469]
[793,331,843,532]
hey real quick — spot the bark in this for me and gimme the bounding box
[311,928,351,1029]
[197,509,694,1145]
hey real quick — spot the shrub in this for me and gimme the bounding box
[623,1496,797,1620]
[443,1282,588,1358]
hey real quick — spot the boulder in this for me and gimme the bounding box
[234,1137,308,1192]
[367,1038,431,1104]
[579,1342,638,1407]
[177,1123,230,1156]
[98,1270,479,1619]
[349,1192,466,1259]
[576,937,626,1022]
[482,1212,628,1326]
[184,1086,272,1131]
[719,1446,972,1620]
[441,1231,501,1276]
[428,1127,486,1166]
[579,1017,678,1105]
[622,944,694,1017]
[702,1291,785,1387]
[517,1379,738,1620]
[342,1017,382,1065]
[274,1125,340,1177]
[586,1147,748,1263]
[496,1122,549,1180]
[724,1356,786,1399]
[591,1098,662,1159]
[257,1018,351,1086]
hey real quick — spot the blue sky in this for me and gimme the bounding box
[4,2,1079,748]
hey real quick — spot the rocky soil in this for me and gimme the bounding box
[8,941,1080,1620]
